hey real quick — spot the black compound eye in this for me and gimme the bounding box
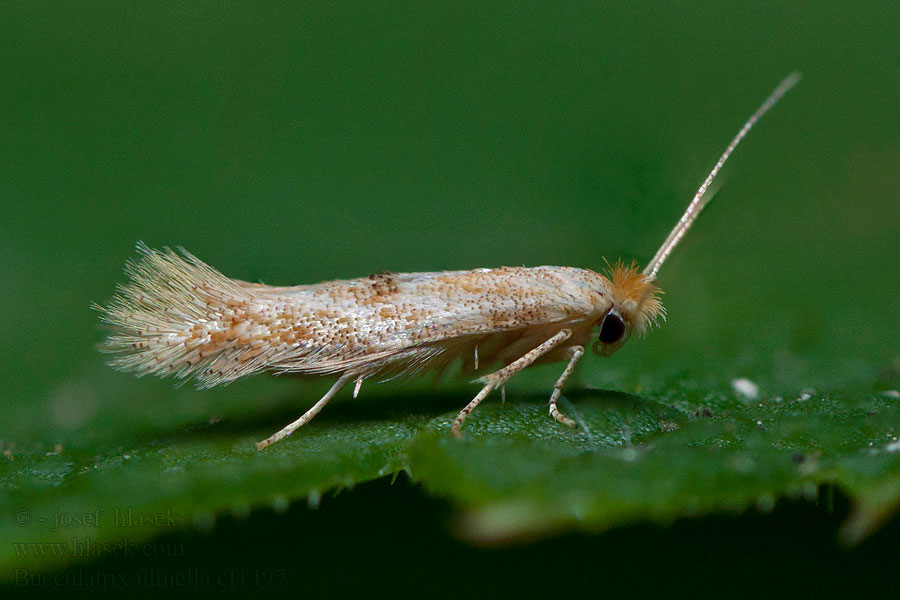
[598,312,626,344]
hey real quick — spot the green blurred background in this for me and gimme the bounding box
[2,1,898,594]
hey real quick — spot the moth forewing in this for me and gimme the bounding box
[97,74,800,448]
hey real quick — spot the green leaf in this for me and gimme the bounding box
[1,404,418,576]
[4,380,900,578]
[409,390,900,544]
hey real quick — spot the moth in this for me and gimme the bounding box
[97,73,800,449]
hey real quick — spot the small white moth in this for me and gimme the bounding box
[97,73,801,449]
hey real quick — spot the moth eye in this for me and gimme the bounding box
[598,312,626,344]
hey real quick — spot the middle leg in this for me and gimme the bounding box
[451,328,572,437]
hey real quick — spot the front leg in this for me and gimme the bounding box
[451,329,572,437]
[548,345,584,428]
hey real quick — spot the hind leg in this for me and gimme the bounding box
[257,373,353,450]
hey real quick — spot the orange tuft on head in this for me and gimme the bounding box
[606,260,665,335]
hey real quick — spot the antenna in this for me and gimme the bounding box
[643,72,802,280]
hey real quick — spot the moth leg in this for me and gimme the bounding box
[548,345,584,428]
[451,329,572,437]
[450,379,498,439]
[256,372,353,450]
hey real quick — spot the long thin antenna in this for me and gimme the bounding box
[643,72,802,280]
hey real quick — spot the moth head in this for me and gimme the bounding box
[592,261,665,357]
